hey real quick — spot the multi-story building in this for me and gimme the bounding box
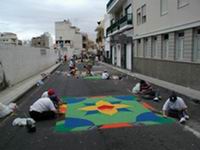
[105,0,134,70]
[82,33,89,51]
[55,20,83,57]
[95,20,105,59]
[31,32,53,49]
[104,0,200,91]
[133,0,200,90]
[0,32,18,45]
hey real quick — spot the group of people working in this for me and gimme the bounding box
[69,55,110,79]
[132,80,189,124]
[29,57,189,125]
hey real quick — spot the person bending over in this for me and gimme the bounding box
[102,70,110,80]
[162,92,189,124]
[29,97,57,121]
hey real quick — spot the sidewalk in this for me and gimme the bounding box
[0,63,61,105]
[100,62,200,101]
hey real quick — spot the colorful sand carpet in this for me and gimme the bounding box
[55,95,175,132]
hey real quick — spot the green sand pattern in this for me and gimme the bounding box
[55,96,175,132]
[83,75,102,80]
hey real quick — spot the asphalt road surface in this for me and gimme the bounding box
[0,62,200,150]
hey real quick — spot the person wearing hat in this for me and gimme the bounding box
[29,97,58,121]
[41,89,62,108]
[102,70,110,80]
[162,92,189,124]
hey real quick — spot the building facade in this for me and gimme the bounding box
[104,0,200,91]
[106,0,134,70]
[133,0,200,90]
[0,32,18,45]
[31,32,53,49]
[55,20,83,57]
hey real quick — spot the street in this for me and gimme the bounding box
[0,62,200,150]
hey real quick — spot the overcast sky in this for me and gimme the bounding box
[0,0,107,41]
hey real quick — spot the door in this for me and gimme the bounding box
[121,44,126,69]
[176,32,184,60]
[112,46,117,65]
[117,44,121,67]
[126,43,132,70]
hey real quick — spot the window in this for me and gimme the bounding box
[144,38,148,57]
[178,0,189,8]
[152,36,158,58]
[137,8,141,25]
[65,40,71,44]
[110,19,114,25]
[137,39,141,56]
[176,32,184,60]
[141,4,147,23]
[162,34,169,59]
[125,4,132,15]
[193,28,200,62]
[161,0,168,16]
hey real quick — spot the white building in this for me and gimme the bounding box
[0,32,18,45]
[44,32,53,49]
[132,0,200,91]
[104,0,200,91]
[104,14,111,62]
[55,20,83,58]
[106,0,134,70]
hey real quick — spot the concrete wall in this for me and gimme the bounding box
[133,57,200,91]
[0,45,58,87]
[133,0,200,39]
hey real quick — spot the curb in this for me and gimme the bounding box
[0,63,61,105]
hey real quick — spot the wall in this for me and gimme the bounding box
[133,57,200,91]
[133,0,200,38]
[0,45,58,87]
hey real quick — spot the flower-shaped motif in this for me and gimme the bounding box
[80,100,130,116]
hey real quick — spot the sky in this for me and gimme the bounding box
[0,0,107,41]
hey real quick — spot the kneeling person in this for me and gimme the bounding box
[162,92,189,124]
[102,70,110,80]
[29,97,57,121]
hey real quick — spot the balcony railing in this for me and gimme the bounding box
[106,14,133,36]
[106,0,115,11]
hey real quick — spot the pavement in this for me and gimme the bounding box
[0,63,61,105]
[99,62,200,101]
[0,62,200,150]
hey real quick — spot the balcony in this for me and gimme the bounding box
[106,14,133,36]
[106,0,125,14]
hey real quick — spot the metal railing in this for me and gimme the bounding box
[106,13,133,36]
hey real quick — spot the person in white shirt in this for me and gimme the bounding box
[102,70,110,80]
[29,97,57,121]
[162,92,189,124]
